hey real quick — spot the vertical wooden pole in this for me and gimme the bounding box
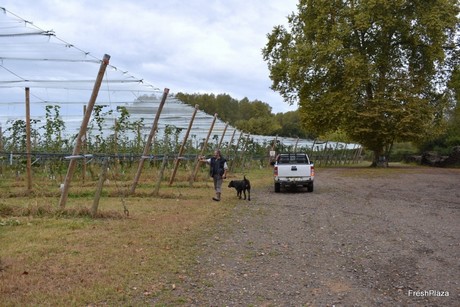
[130,88,169,194]
[91,158,109,217]
[340,143,348,165]
[333,142,340,165]
[240,134,251,170]
[169,104,199,185]
[310,140,317,162]
[230,132,243,172]
[154,155,168,196]
[25,87,33,192]
[113,118,118,167]
[218,123,228,149]
[225,129,236,159]
[347,144,356,164]
[189,113,218,185]
[268,136,278,166]
[354,146,363,164]
[82,105,87,184]
[271,136,278,153]
[320,141,328,167]
[59,54,111,208]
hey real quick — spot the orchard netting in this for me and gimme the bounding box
[0,7,362,166]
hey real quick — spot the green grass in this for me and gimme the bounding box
[0,166,273,306]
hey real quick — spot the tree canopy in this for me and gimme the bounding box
[176,92,309,137]
[263,0,459,165]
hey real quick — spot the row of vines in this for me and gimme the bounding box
[0,104,321,166]
[0,103,363,201]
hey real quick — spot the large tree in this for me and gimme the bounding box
[263,0,459,166]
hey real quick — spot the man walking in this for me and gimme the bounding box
[200,149,228,201]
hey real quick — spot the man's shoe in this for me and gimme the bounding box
[212,197,220,201]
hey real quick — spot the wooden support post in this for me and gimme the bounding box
[310,140,317,162]
[59,54,111,208]
[334,142,340,165]
[354,146,363,163]
[225,129,237,159]
[345,144,354,164]
[340,143,348,165]
[91,158,109,217]
[154,155,168,196]
[240,134,251,170]
[230,132,243,172]
[218,123,228,149]
[130,88,169,194]
[268,136,278,166]
[189,113,218,186]
[272,136,278,152]
[169,105,198,185]
[25,87,33,192]
[113,118,119,168]
[320,141,328,167]
[82,105,87,184]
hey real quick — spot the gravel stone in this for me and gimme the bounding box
[170,167,460,306]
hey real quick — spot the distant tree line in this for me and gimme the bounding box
[175,92,314,139]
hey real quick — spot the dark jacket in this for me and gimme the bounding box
[209,157,226,177]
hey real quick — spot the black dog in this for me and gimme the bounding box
[228,175,251,201]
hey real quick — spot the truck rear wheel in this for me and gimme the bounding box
[307,182,314,192]
[274,182,281,193]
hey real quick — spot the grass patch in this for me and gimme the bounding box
[0,166,271,305]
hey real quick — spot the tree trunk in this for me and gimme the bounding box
[371,149,388,167]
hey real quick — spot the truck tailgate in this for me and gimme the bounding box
[277,164,312,177]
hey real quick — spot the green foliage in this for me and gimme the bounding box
[175,93,240,124]
[319,128,352,143]
[388,142,418,162]
[159,124,183,154]
[42,105,67,152]
[108,106,132,154]
[274,111,314,139]
[176,92,307,137]
[5,119,27,151]
[87,105,114,153]
[419,65,460,153]
[445,66,460,147]
[263,0,459,165]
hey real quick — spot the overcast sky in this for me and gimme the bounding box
[1,0,299,114]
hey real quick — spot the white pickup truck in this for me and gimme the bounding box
[272,153,315,193]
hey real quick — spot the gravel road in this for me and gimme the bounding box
[169,167,460,306]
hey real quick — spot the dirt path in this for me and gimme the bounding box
[169,167,460,306]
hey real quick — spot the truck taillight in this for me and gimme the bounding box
[311,166,315,177]
[274,166,278,176]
